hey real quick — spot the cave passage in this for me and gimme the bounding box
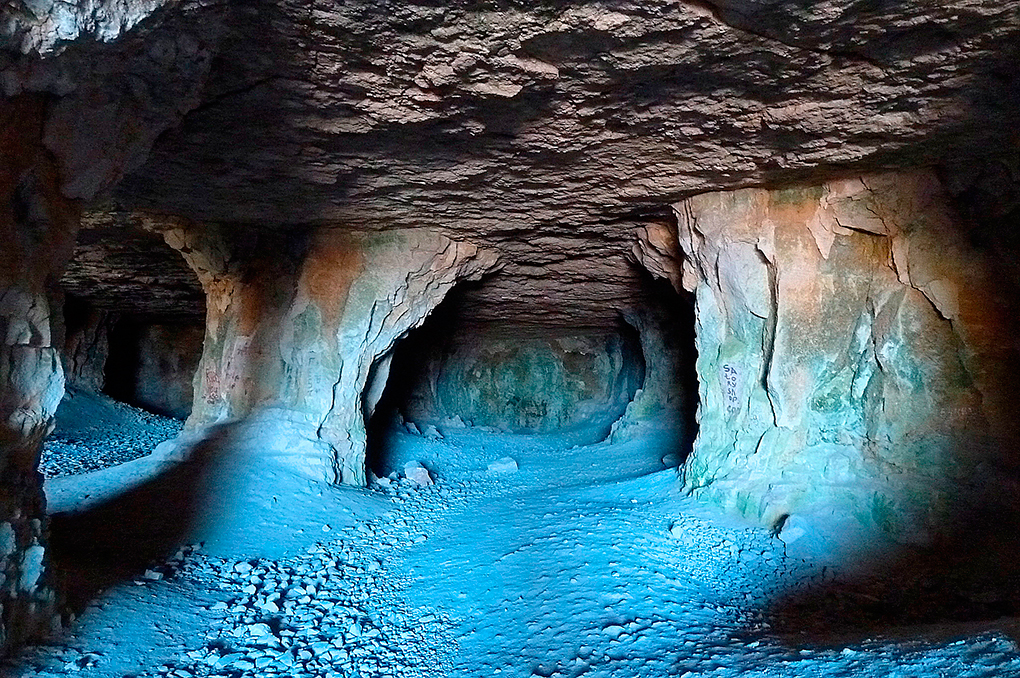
[40,293,204,480]
[12,224,1020,678]
[365,280,669,480]
[4,1,1020,672]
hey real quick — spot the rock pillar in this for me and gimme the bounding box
[156,223,499,485]
[675,170,1020,540]
[0,96,80,652]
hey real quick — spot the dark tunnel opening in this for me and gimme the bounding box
[103,316,204,421]
[619,270,701,466]
[363,271,701,483]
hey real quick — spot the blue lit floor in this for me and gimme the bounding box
[8,422,1020,677]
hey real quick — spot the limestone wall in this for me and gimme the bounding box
[675,170,1020,541]
[153,223,500,484]
[401,330,644,433]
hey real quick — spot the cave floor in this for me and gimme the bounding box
[7,423,1020,677]
[41,389,184,478]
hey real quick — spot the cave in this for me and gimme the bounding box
[2,1,1020,676]
[37,221,205,481]
[364,273,695,482]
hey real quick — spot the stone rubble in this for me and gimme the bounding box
[40,392,183,479]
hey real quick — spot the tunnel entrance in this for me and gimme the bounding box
[40,215,207,480]
[40,298,205,479]
[364,270,699,483]
[619,271,700,462]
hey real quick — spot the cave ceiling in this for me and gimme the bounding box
[8,0,1018,324]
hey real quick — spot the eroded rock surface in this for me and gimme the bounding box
[675,169,1020,541]
[400,329,644,434]
[57,0,1019,328]
[0,96,78,654]
[59,298,114,393]
[149,223,499,485]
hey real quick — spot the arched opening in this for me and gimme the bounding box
[40,221,205,481]
[364,271,698,488]
[613,270,700,466]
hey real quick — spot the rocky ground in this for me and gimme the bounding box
[7,416,1020,677]
[40,390,184,478]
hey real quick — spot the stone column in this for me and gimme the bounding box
[0,96,80,652]
[674,170,1020,542]
[155,222,499,485]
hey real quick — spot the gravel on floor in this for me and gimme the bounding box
[9,417,1020,678]
[40,389,184,478]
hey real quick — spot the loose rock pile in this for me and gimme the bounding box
[139,468,483,678]
[154,545,453,678]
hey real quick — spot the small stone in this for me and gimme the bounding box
[439,415,468,430]
[602,624,626,639]
[214,653,245,668]
[778,515,809,545]
[403,461,433,486]
[487,457,518,473]
[661,452,682,467]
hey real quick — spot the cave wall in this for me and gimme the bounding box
[105,320,204,419]
[0,96,78,654]
[152,223,499,484]
[676,169,1020,541]
[60,298,116,394]
[56,297,203,419]
[401,329,644,434]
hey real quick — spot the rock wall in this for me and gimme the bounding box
[0,96,79,654]
[60,298,116,393]
[153,223,500,484]
[105,319,204,419]
[0,11,216,649]
[675,170,1020,541]
[400,329,644,434]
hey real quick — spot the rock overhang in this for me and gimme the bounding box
[25,0,1011,324]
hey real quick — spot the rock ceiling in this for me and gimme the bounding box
[7,0,1019,325]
